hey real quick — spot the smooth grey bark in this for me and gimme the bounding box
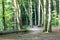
[17,4,23,30]
[58,0,60,30]
[29,0,33,27]
[40,1,44,26]
[47,0,52,32]
[34,2,37,25]
[38,0,40,26]
[43,0,47,32]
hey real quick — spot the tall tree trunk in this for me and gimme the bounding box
[29,0,33,27]
[40,1,44,26]
[47,0,52,32]
[2,0,6,31]
[17,3,23,30]
[43,0,47,32]
[15,0,23,30]
[13,0,18,31]
[38,0,40,26]
[34,3,37,25]
[59,0,60,31]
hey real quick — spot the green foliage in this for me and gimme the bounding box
[23,25,31,30]
[0,14,3,18]
[6,27,13,31]
[0,0,14,31]
[0,0,2,4]
[24,0,29,9]
[0,0,59,32]
[51,12,58,25]
[0,5,3,18]
[0,19,3,31]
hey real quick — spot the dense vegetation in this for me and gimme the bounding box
[0,0,59,33]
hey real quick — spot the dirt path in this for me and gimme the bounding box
[0,31,60,40]
[0,27,60,40]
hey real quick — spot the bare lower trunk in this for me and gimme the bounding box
[47,0,52,32]
[43,0,47,32]
[29,0,33,27]
[13,0,18,31]
[2,0,6,31]
[40,1,44,26]
[38,0,40,26]
[34,3,37,25]
[59,0,60,30]
[17,4,23,30]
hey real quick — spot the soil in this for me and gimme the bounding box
[0,27,60,40]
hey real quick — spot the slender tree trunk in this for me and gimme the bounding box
[13,0,18,31]
[29,0,33,27]
[38,0,40,26]
[34,3,37,25]
[59,0,60,31]
[47,0,52,32]
[2,0,6,31]
[40,1,44,26]
[33,2,36,25]
[16,0,23,30]
[17,3,23,30]
[43,0,47,32]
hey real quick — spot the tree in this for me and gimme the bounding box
[2,0,6,30]
[13,0,23,31]
[29,0,33,27]
[13,0,18,31]
[40,0,44,26]
[47,0,52,32]
[43,0,47,32]
[38,0,41,26]
[33,2,37,25]
[13,0,23,30]
[17,0,23,30]
[59,0,60,30]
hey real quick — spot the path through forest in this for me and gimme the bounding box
[0,26,60,40]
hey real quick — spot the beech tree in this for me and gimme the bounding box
[43,0,47,32]
[2,0,6,30]
[38,0,40,26]
[29,0,33,27]
[47,0,52,32]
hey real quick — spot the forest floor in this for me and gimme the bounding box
[0,26,60,40]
